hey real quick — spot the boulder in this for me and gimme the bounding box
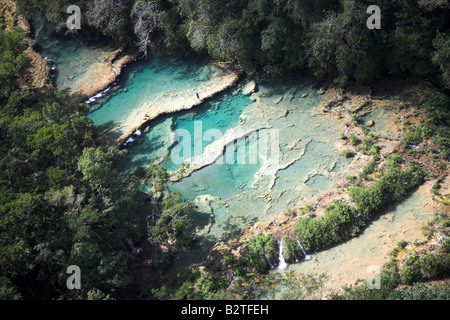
[243,81,257,95]
[366,120,375,127]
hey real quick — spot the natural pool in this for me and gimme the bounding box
[32,18,115,93]
[36,24,440,289]
[35,25,435,282]
[87,63,355,268]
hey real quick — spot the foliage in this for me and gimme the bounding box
[0,23,194,300]
[15,0,450,89]
[233,233,278,275]
[0,28,27,97]
[350,163,424,220]
[342,149,355,158]
[294,164,424,256]
[282,236,304,263]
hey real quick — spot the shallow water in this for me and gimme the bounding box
[80,57,353,269]
[360,105,399,139]
[32,20,114,93]
[277,185,434,296]
[87,56,221,139]
[36,26,374,272]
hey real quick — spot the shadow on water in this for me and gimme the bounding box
[171,211,259,271]
[132,54,215,85]
[92,120,122,140]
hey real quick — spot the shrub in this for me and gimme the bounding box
[380,259,401,290]
[282,236,304,263]
[401,252,422,285]
[350,164,424,219]
[397,240,408,249]
[322,200,357,242]
[401,264,422,285]
[419,253,450,280]
[356,137,379,155]
[342,149,356,158]
[194,273,229,299]
[238,233,278,274]
[293,217,328,253]
[359,158,377,177]
[350,135,361,146]
[400,283,437,300]
[386,154,403,169]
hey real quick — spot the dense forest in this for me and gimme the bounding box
[0,0,449,300]
[0,27,194,299]
[16,0,450,90]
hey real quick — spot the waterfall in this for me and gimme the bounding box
[278,240,288,270]
[264,253,274,269]
[296,239,312,261]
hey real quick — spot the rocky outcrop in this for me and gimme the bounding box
[68,47,139,104]
[242,80,257,95]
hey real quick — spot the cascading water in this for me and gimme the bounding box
[296,239,312,261]
[278,239,288,270]
[265,253,275,269]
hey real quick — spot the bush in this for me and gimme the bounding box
[237,233,278,274]
[322,200,357,242]
[194,273,229,299]
[419,253,450,280]
[386,154,403,169]
[356,138,378,155]
[342,149,356,158]
[380,260,401,290]
[282,236,304,263]
[397,240,408,249]
[350,135,361,146]
[400,283,437,300]
[350,164,424,219]
[293,217,328,253]
[401,264,422,285]
[401,252,422,285]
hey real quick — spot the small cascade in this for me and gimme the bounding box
[278,240,288,270]
[296,239,312,261]
[265,253,275,269]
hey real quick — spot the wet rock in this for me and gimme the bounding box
[250,92,263,102]
[317,88,325,95]
[273,96,283,104]
[243,81,257,95]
